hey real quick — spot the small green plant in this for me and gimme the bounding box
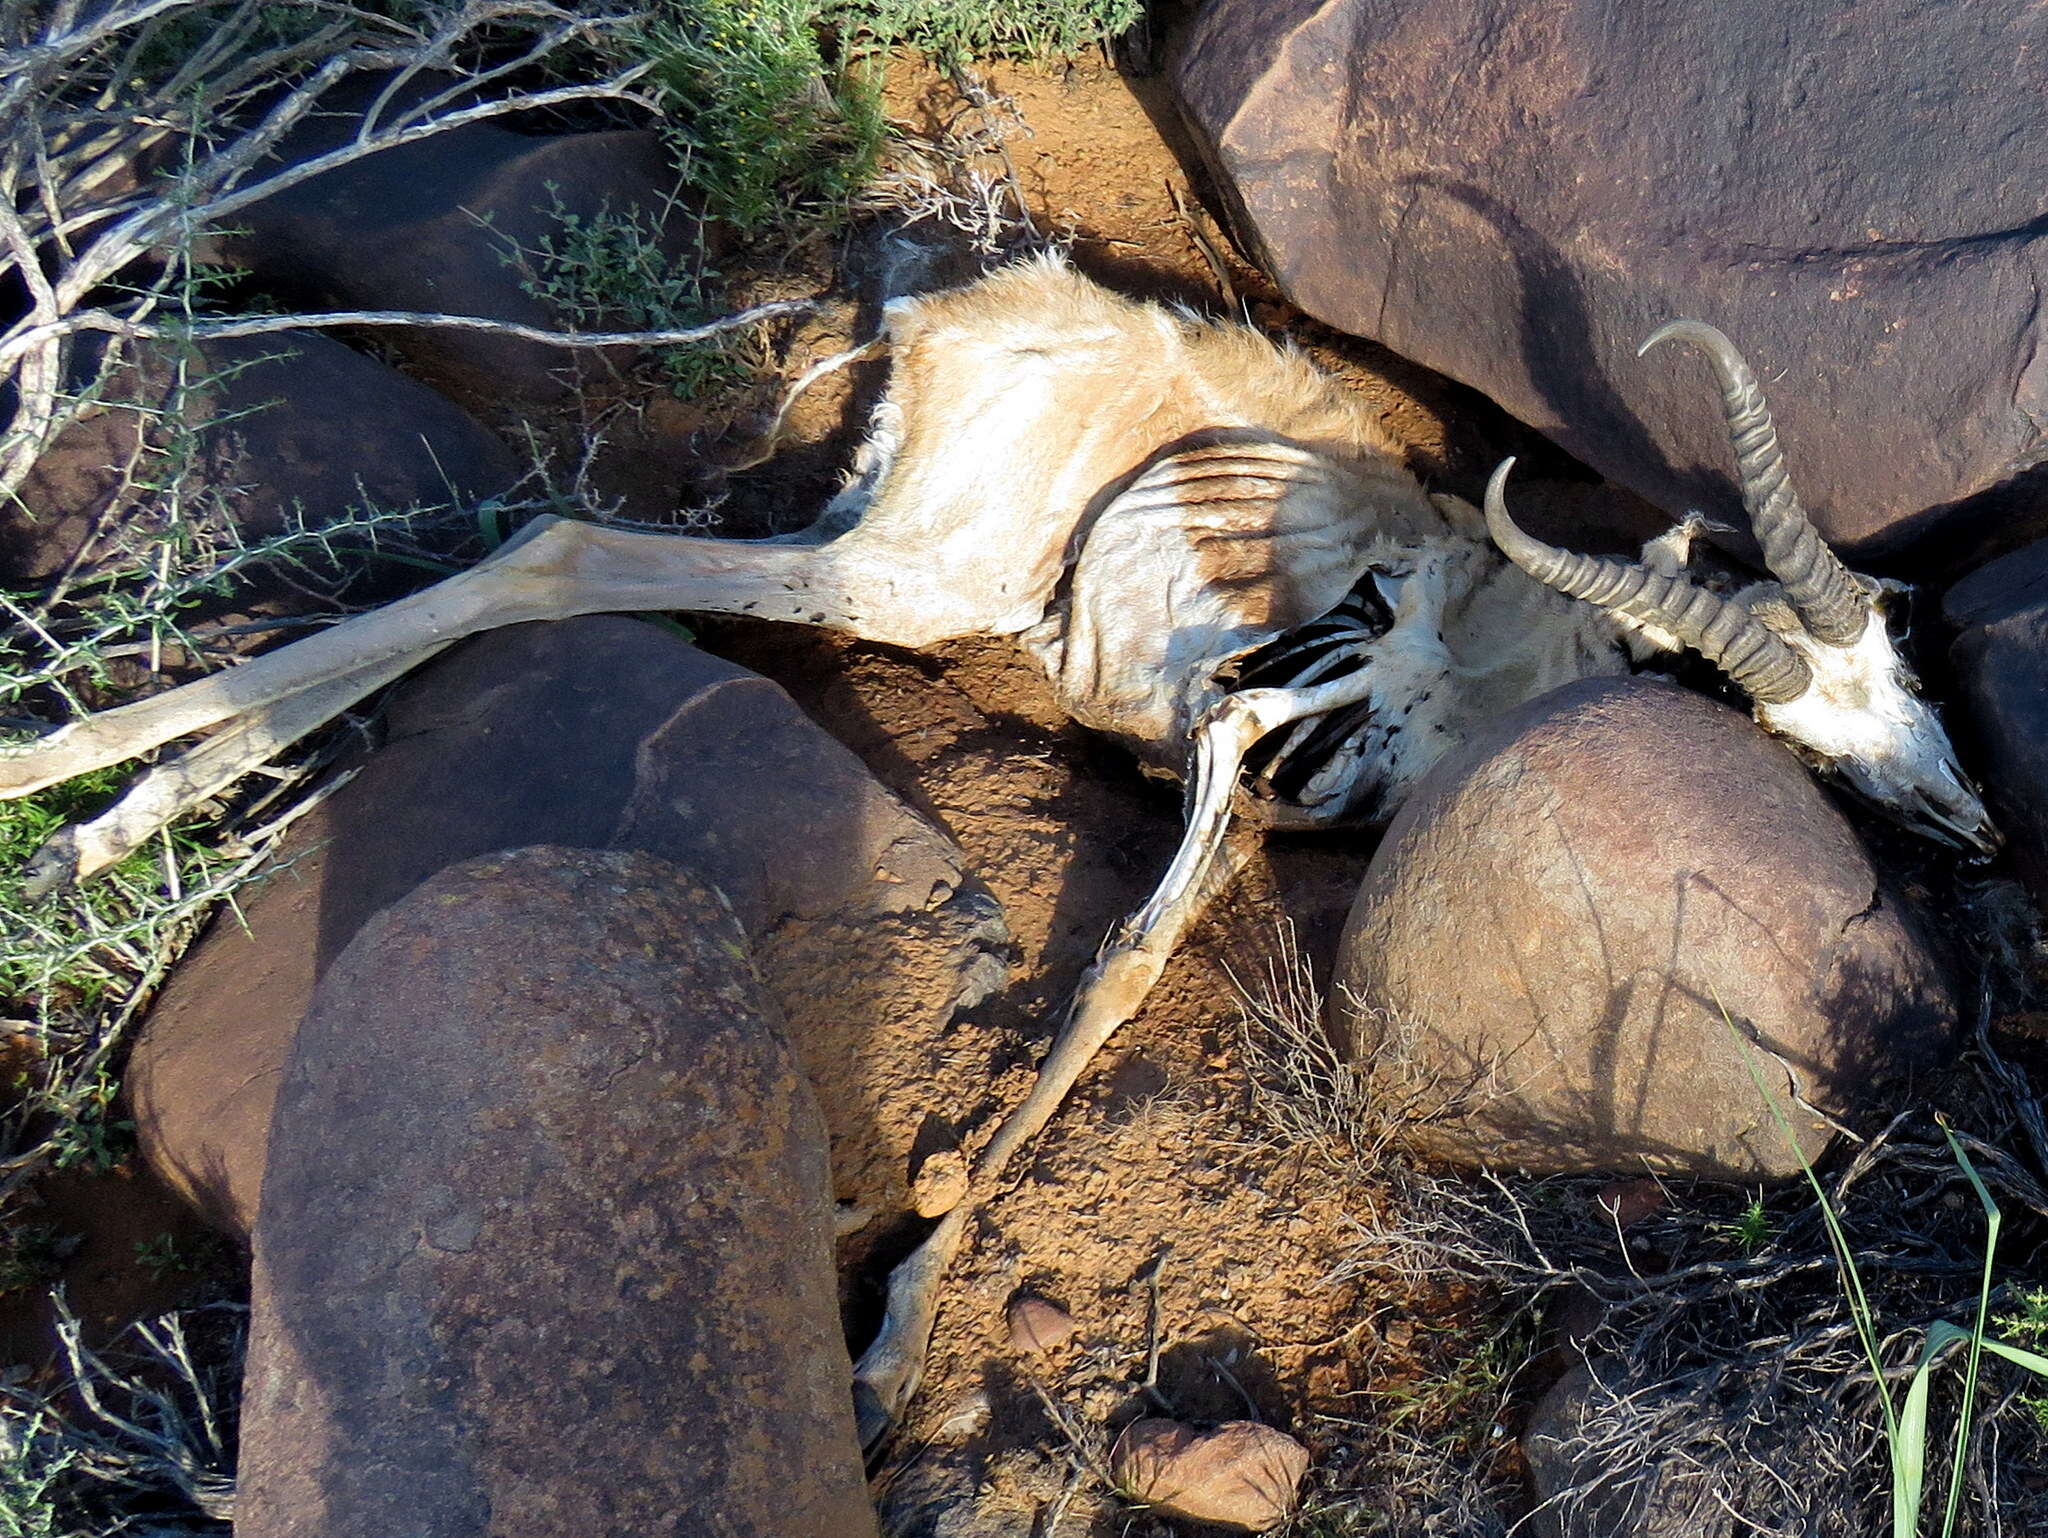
[0,1414,73,1538]
[496,193,751,399]
[1727,1018,2048,1536]
[0,1226,74,1298]
[637,1,1141,235]
[641,1,888,233]
[45,1071,133,1176]
[1377,1309,1540,1460]
[838,0,1144,66]
[1713,1190,1773,1256]
[132,1233,195,1282]
[1994,1286,2048,1434]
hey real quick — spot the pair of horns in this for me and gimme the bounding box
[1487,320,1873,704]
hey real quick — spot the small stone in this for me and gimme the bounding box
[935,1389,992,1440]
[1112,1418,1308,1532]
[910,1148,970,1218]
[1006,1296,1075,1354]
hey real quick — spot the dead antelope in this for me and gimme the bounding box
[0,255,1995,1440]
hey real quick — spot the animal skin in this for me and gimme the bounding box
[0,254,1996,1439]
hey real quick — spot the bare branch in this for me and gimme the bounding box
[9,297,814,367]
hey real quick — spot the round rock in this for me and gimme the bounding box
[1111,1418,1309,1533]
[1331,677,1954,1179]
[235,846,877,1538]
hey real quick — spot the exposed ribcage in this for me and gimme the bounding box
[1225,575,1398,821]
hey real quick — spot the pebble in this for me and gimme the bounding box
[1111,1417,1309,1532]
[1005,1296,1075,1354]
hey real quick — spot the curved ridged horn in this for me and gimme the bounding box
[1485,458,1812,704]
[1638,319,1868,647]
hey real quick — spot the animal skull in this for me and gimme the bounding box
[0,255,1995,1439]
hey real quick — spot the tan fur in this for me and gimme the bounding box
[825,255,1437,656]
[9,255,1985,1446]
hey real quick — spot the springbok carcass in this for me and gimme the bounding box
[0,255,1995,1438]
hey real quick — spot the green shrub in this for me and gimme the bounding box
[638,0,1142,233]
[641,1,888,233]
[494,192,752,398]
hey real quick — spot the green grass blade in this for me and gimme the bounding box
[1719,1007,1900,1439]
[1937,1121,2000,1538]
[1716,998,1919,1531]
[1977,1336,2048,1376]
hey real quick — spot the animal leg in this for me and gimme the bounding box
[0,514,939,801]
[851,663,1385,1444]
[21,644,449,894]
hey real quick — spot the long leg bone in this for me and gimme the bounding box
[0,515,949,800]
[22,644,450,894]
[850,661,1389,1443]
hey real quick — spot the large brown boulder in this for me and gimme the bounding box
[1330,677,1954,1177]
[1177,1,2048,559]
[1,332,517,589]
[1947,541,2048,904]
[234,846,879,1538]
[130,617,1007,1243]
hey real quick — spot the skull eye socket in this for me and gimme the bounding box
[1865,576,1913,626]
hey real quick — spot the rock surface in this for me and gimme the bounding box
[209,81,699,410]
[1947,540,2048,902]
[1111,1418,1309,1532]
[1330,676,1954,1177]
[131,617,1006,1242]
[1523,1361,1736,1538]
[234,847,878,1538]
[1178,0,2048,558]
[1,332,516,589]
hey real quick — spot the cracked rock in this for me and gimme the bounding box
[1330,677,1954,1179]
[1178,0,2048,558]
